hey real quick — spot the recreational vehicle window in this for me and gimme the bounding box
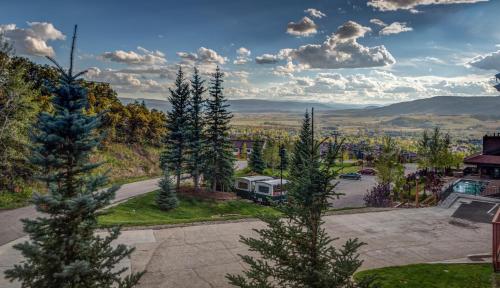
[237,181,249,190]
[258,185,270,194]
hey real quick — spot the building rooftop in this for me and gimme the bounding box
[464,154,500,165]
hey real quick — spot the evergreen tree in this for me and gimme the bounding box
[187,67,206,192]
[203,66,235,192]
[227,113,375,288]
[163,66,190,191]
[4,26,143,288]
[249,139,265,174]
[241,142,248,159]
[156,168,179,210]
[290,110,312,179]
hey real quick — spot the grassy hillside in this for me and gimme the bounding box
[0,144,162,210]
[91,143,162,184]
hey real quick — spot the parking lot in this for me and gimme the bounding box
[331,164,417,209]
[330,175,377,208]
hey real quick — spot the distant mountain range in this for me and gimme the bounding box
[119,96,500,116]
[119,98,371,113]
[341,96,500,117]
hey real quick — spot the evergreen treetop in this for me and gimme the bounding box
[4,25,143,288]
[249,139,265,174]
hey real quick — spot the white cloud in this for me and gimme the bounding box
[234,47,251,65]
[367,0,488,12]
[177,47,227,65]
[0,22,65,57]
[370,18,387,27]
[255,53,280,64]
[101,47,167,66]
[85,67,170,93]
[468,50,500,70]
[304,8,326,18]
[379,22,413,36]
[279,21,395,70]
[286,17,318,37]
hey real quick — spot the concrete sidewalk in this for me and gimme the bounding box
[0,207,490,288]
[0,178,160,246]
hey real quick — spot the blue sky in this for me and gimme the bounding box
[1,0,499,104]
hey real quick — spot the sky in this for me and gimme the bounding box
[0,0,500,105]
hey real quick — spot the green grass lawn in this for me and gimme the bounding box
[355,263,493,288]
[98,192,280,227]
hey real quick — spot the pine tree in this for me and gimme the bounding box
[227,112,375,288]
[290,110,312,179]
[187,67,206,192]
[241,142,248,159]
[163,66,190,191]
[4,26,143,288]
[249,139,265,174]
[203,66,235,192]
[156,168,179,211]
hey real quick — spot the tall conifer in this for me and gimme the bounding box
[5,26,143,288]
[163,66,190,191]
[203,66,235,192]
[249,139,265,174]
[227,112,374,288]
[187,67,206,191]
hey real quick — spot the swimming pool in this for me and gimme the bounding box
[452,179,487,196]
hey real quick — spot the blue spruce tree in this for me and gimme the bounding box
[4,26,144,288]
[203,66,235,192]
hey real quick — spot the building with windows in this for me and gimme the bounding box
[464,134,500,179]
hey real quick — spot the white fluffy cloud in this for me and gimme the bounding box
[286,17,318,37]
[367,0,488,12]
[234,47,251,65]
[304,8,326,18]
[0,22,65,57]
[177,47,227,65]
[101,47,167,66]
[255,53,280,64]
[370,18,387,27]
[278,21,395,70]
[85,67,170,93]
[379,22,413,36]
[468,50,500,70]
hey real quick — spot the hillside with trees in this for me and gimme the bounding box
[0,37,166,208]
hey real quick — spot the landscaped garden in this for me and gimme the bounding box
[354,263,494,288]
[98,191,280,227]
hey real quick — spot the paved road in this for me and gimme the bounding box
[0,178,160,246]
[0,206,489,288]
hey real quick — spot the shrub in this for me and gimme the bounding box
[364,183,392,207]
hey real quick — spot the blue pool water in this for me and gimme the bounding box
[452,179,487,196]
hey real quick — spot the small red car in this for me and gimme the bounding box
[358,168,376,175]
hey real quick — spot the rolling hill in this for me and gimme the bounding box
[119,98,369,113]
[344,96,500,117]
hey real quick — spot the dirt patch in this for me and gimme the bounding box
[178,186,238,201]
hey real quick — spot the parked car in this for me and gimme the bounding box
[339,173,362,180]
[358,168,376,175]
